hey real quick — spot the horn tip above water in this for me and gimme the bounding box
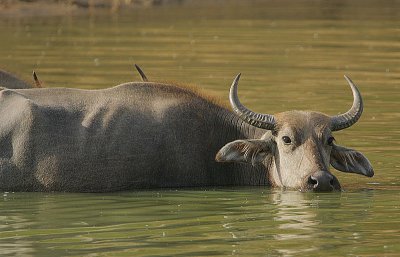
[134,64,148,82]
[230,73,242,91]
[32,70,42,88]
[343,74,354,85]
[233,73,241,83]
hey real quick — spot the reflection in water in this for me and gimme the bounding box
[0,241,33,257]
[273,191,318,237]
[0,190,399,256]
[1,194,35,256]
[271,191,320,255]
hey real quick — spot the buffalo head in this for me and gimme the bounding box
[216,75,374,191]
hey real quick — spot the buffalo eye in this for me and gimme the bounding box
[327,136,335,146]
[282,136,292,144]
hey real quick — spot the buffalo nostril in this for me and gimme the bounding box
[309,171,335,192]
[308,176,318,187]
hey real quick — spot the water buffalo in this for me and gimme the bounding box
[0,68,373,192]
[0,69,40,89]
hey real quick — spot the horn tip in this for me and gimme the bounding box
[33,71,38,81]
[234,73,241,82]
[32,70,42,88]
[343,74,353,84]
[231,73,242,86]
[134,64,148,82]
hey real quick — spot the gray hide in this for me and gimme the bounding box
[0,69,33,89]
[0,83,267,192]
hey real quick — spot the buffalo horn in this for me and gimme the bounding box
[32,71,42,88]
[229,74,276,130]
[134,64,148,82]
[330,75,363,131]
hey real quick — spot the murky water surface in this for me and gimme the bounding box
[0,1,399,256]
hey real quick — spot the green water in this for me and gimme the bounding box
[1,189,399,256]
[0,1,399,256]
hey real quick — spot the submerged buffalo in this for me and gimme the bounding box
[0,69,32,89]
[0,69,42,89]
[0,68,373,192]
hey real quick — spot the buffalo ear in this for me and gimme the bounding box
[216,139,273,166]
[330,144,374,177]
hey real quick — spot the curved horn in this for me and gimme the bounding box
[134,64,148,82]
[32,71,42,88]
[330,75,363,131]
[229,74,276,130]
